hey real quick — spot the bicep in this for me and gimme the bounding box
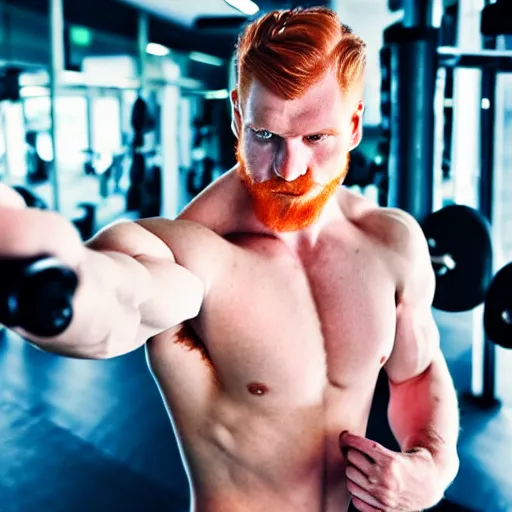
[86,220,204,334]
[385,299,440,384]
[384,211,440,384]
[86,219,175,260]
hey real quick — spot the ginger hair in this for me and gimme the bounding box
[235,7,366,104]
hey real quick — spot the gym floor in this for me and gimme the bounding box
[0,311,511,512]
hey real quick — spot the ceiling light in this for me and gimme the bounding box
[224,0,259,16]
[190,52,224,67]
[146,43,170,57]
[204,89,229,100]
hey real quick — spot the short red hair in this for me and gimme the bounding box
[235,7,366,104]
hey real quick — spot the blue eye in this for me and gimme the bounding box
[253,129,274,141]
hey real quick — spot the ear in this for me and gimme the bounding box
[349,101,364,151]
[230,89,243,139]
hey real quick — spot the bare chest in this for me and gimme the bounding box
[194,233,397,403]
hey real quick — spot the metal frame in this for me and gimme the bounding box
[434,42,510,407]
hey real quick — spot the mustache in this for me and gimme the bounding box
[255,172,319,196]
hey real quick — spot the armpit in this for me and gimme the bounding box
[174,323,214,370]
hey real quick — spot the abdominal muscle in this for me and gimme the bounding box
[161,380,378,512]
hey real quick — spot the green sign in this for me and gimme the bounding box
[70,26,92,47]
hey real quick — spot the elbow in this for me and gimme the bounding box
[443,450,460,487]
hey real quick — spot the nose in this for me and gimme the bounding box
[273,139,308,181]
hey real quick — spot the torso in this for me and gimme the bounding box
[146,171,399,512]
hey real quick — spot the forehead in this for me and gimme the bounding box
[242,70,349,134]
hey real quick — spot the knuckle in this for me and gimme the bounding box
[382,492,397,509]
[381,459,398,481]
[374,487,394,507]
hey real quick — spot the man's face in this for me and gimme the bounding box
[233,70,363,232]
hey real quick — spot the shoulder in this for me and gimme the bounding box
[89,217,233,292]
[339,188,428,262]
[339,190,433,300]
[370,208,433,303]
[179,166,249,235]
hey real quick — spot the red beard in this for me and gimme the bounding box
[236,143,349,232]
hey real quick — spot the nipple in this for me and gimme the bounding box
[247,382,269,396]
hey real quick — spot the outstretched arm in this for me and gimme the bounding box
[12,219,204,360]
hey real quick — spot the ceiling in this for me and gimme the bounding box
[117,0,326,28]
[119,0,250,27]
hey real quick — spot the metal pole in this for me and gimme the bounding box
[137,12,148,94]
[385,22,439,221]
[478,32,498,407]
[49,0,64,212]
[403,0,435,28]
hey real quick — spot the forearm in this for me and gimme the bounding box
[387,349,460,484]
[22,247,203,359]
[18,248,153,359]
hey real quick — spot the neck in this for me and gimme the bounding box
[282,197,342,247]
[252,195,342,251]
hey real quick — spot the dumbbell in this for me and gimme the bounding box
[0,185,79,337]
[0,255,78,337]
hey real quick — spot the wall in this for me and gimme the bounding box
[331,0,403,127]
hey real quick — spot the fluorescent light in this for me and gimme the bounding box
[20,86,49,98]
[189,52,223,67]
[204,89,229,100]
[224,0,259,16]
[146,42,170,57]
[60,70,139,89]
[19,71,49,87]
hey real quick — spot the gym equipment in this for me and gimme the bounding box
[127,97,147,212]
[384,22,438,221]
[0,186,78,337]
[127,96,158,213]
[131,96,152,148]
[0,256,78,337]
[127,152,145,211]
[422,204,493,313]
[12,185,48,210]
[484,262,512,350]
[379,0,512,406]
[481,0,512,37]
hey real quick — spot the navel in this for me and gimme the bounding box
[247,382,270,396]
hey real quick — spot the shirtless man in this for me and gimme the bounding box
[0,7,459,512]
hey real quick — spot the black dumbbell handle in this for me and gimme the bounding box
[0,255,78,337]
